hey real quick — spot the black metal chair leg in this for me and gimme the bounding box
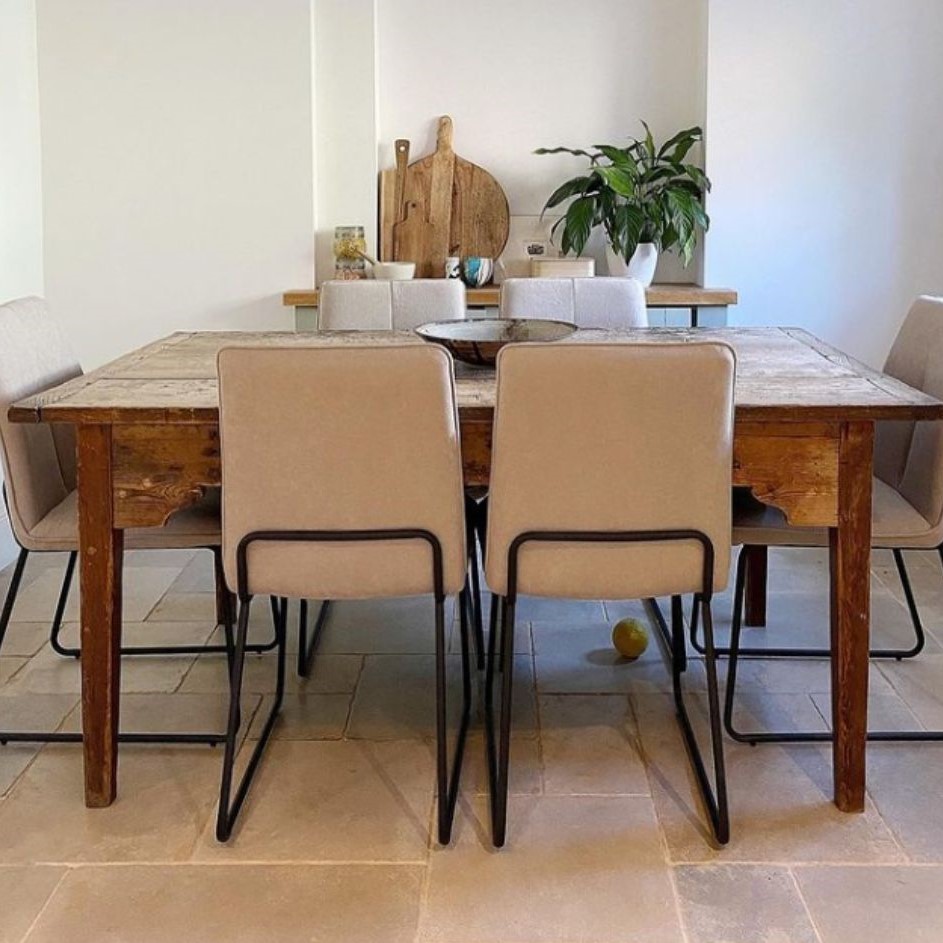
[436,581,473,844]
[691,545,928,661]
[216,594,288,841]
[0,548,29,651]
[485,592,516,848]
[47,551,78,657]
[297,598,331,678]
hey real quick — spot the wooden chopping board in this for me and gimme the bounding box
[387,116,510,278]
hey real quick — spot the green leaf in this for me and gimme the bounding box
[534,146,599,159]
[542,175,593,211]
[657,125,702,161]
[593,165,636,197]
[639,120,656,159]
[593,144,635,169]
[561,195,595,256]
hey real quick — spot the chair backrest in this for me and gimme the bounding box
[499,277,648,329]
[874,296,943,531]
[485,342,736,600]
[0,297,81,544]
[218,344,467,599]
[318,279,466,331]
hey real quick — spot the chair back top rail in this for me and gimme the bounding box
[8,327,943,426]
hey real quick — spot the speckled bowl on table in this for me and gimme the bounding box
[414,317,576,367]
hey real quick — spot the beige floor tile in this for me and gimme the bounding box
[316,596,455,654]
[168,552,217,592]
[533,613,684,695]
[515,595,606,623]
[10,566,180,623]
[539,694,649,796]
[634,693,904,863]
[0,657,26,686]
[0,745,221,863]
[194,740,435,862]
[715,655,896,697]
[0,622,49,658]
[250,692,351,740]
[674,864,818,943]
[147,591,218,623]
[124,548,196,568]
[25,864,423,943]
[0,694,78,794]
[9,641,195,695]
[795,865,943,943]
[877,653,943,728]
[808,691,923,732]
[179,651,362,695]
[59,692,260,737]
[460,731,542,797]
[347,654,536,740]
[417,796,683,943]
[863,742,943,861]
[0,865,65,943]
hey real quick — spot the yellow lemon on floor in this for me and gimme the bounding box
[612,618,649,660]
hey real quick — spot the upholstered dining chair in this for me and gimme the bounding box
[316,280,485,666]
[484,341,737,846]
[0,296,267,745]
[498,277,648,328]
[722,295,943,743]
[215,343,474,843]
[318,278,467,331]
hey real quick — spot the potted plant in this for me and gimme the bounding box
[536,123,710,285]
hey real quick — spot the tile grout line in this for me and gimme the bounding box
[788,866,826,943]
[18,866,70,943]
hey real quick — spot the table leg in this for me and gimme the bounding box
[829,420,874,812]
[744,546,768,627]
[77,424,124,807]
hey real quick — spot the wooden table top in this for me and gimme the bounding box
[283,284,739,309]
[10,327,943,426]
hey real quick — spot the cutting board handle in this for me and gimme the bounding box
[436,115,453,153]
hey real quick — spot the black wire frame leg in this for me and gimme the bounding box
[215,528,472,844]
[723,548,943,744]
[464,492,486,670]
[690,545,929,661]
[486,529,730,848]
[297,599,332,678]
[0,546,243,746]
[44,546,280,658]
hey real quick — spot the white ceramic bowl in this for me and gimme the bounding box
[371,261,416,280]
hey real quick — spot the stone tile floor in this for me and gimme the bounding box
[2,546,943,941]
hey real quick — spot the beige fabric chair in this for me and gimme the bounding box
[215,343,472,843]
[724,296,943,741]
[484,341,736,847]
[0,296,239,746]
[499,277,648,328]
[318,278,467,331]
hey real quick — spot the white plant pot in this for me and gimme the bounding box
[606,243,658,286]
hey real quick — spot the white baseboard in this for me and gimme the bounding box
[0,507,17,570]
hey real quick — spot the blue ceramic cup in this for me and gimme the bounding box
[461,256,494,287]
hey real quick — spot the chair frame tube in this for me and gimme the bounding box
[485,528,729,847]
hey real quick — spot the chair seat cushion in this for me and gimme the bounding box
[22,488,221,552]
[732,478,940,549]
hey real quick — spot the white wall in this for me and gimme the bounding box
[376,0,707,278]
[705,0,943,366]
[35,0,315,368]
[0,0,44,565]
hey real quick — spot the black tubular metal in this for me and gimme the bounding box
[464,492,485,670]
[487,529,729,847]
[0,548,29,652]
[690,546,927,661]
[723,546,943,744]
[215,528,471,844]
[297,599,332,678]
[46,546,279,658]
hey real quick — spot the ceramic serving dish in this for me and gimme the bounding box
[414,317,576,367]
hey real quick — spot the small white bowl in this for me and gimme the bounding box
[371,261,416,280]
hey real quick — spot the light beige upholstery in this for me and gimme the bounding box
[499,277,648,329]
[485,342,736,599]
[0,296,220,552]
[218,345,467,599]
[318,279,466,331]
[734,296,943,550]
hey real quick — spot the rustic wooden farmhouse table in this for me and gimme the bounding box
[9,327,943,814]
